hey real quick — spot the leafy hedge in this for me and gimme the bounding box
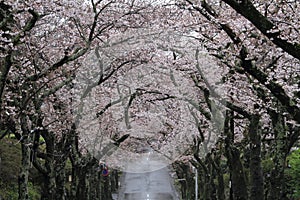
[286,148,300,199]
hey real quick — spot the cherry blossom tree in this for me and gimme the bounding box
[0,0,175,199]
[178,0,300,199]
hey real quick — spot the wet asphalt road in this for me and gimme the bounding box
[118,150,179,200]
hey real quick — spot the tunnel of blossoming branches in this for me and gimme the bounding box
[0,0,299,199]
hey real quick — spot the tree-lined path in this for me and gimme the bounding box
[1,0,300,199]
[118,148,179,200]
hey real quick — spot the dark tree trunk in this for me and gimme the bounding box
[96,170,101,200]
[18,142,31,200]
[54,133,73,200]
[208,163,217,200]
[18,115,32,200]
[69,162,78,199]
[249,114,264,200]
[225,111,248,200]
[216,170,225,200]
[101,175,112,200]
[226,146,248,200]
[0,53,12,112]
[90,165,101,200]
[55,162,67,200]
[76,160,89,200]
[268,111,288,200]
[198,167,205,200]
[41,133,55,200]
[110,170,118,193]
[213,151,225,200]
[203,154,217,200]
[42,172,56,200]
[174,164,191,200]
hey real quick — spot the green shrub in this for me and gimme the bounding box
[0,182,18,200]
[0,181,40,200]
[286,148,300,199]
[28,182,41,200]
[262,158,274,173]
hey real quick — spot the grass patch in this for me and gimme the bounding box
[0,138,41,200]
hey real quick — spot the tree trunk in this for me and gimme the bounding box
[54,133,73,200]
[214,151,225,200]
[18,141,31,200]
[18,115,32,200]
[226,146,248,200]
[0,53,12,112]
[42,172,56,200]
[224,110,248,200]
[209,170,217,200]
[268,111,288,200]
[217,171,225,200]
[249,114,264,200]
[110,170,118,193]
[90,164,101,200]
[69,130,80,199]
[55,162,66,200]
[76,160,89,200]
[204,155,217,200]
[69,162,78,199]
[41,133,56,200]
[174,164,189,200]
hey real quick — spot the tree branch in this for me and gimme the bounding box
[221,0,300,60]
[239,46,300,123]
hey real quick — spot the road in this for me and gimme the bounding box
[117,149,179,200]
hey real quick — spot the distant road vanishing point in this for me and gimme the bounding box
[117,148,179,200]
